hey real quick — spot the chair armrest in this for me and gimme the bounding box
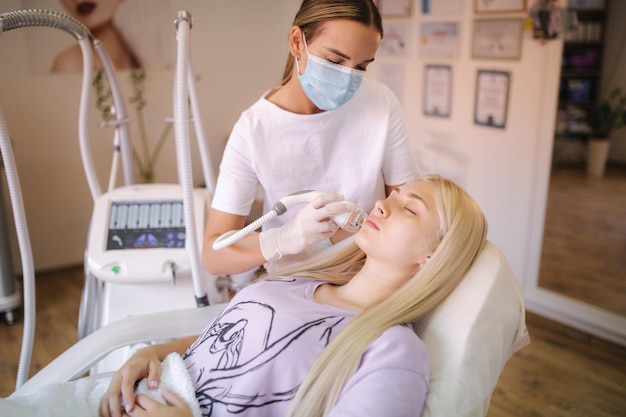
[14,303,227,397]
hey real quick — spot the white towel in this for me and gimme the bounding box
[0,353,201,417]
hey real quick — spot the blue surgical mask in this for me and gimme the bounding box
[296,34,365,111]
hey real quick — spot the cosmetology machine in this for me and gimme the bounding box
[0,8,219,388]
[79,10,223,374]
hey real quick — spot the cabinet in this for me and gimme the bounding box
[553,1,608,165]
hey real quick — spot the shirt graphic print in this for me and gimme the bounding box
[182,280,352,417]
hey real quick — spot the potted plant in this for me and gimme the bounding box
[93,69,172,183]
[587,87,626,177]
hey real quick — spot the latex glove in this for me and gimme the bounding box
[259,192,354,261]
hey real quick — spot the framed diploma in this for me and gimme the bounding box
[474,70,510,129]
[472,18,524,60]
[375,0,413,17]
[419,21,461,60]
[379,20,411,57]
[424,65,452,118]
[475,0,526,13]
[421,0,464,16]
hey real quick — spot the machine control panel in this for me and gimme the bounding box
[86,184,210,284]
[106,200,186,250]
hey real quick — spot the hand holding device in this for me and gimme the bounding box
[259,192,356,261]
[212,190,367,252]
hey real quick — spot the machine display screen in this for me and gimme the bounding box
[106,200,186,250]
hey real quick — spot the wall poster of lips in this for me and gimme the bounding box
[20,0,174,74]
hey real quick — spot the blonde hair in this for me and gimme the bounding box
[280,0,383,85]
[274,174,488,417]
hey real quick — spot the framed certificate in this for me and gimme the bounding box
[375,0,413,17]
[419,21,461,60]
[474,70,510,129]
[424,65,452,118]
[379,20,411,57]
[472,18,524,60]
[475,0,526,13]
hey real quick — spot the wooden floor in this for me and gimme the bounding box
[0,266,83,396]
[1,266,625,415]
[538,163,626,316]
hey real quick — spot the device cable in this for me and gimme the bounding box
[94,40,134,188]
[212,191,320,250]
[0,8,131,388]
[0,108,35,390]
[0,9,97,389]
[174,11,208,306]
[187,64,216,195]
[212,190,367,251]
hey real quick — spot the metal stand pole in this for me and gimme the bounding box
[0,161,20,325]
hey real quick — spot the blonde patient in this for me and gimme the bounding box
[99,174,488,417]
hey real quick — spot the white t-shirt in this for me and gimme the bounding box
[212,78,418,230]
[183,278,429,417]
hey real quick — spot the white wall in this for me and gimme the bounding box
[0,0,563,304]
[369,2,561,290]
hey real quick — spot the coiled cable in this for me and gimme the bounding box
[173,11,208,306]
[0,9,90,39]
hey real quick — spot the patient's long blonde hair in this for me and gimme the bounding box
[275,174,488,417]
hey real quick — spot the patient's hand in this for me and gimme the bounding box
[126,388,193,417]
[99,346,163,417]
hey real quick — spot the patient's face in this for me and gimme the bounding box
[357,180,440,270]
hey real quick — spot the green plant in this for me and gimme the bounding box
[93,69,172,183]
[589,87,626,139]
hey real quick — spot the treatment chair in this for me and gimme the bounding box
[414,240,529,416]
[13,241,529,416]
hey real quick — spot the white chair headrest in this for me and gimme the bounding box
[414,241,530,417]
